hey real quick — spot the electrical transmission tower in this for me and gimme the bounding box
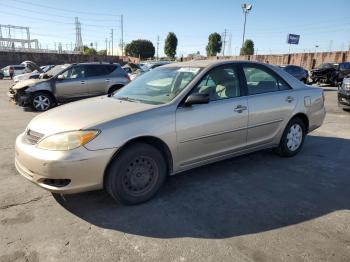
[74,17,83,52]
[222,29,228,56]
[228,32,232,56]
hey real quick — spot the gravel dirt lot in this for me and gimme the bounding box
[0,79,349,262]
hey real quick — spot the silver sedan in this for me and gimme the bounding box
[15,60,326,205]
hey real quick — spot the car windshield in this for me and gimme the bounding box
[41,64,70,78]
[114,66,201,105]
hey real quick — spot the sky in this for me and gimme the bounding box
[1,0,350,56]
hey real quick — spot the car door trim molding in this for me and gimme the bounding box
[179,118,283,144]
[248,118,284,129]
[179,126,247,143]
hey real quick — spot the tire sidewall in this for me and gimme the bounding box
[31,92,53,111]
[106,143,167,205]
[279,118,306,157]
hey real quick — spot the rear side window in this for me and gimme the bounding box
[14,66,25,70]
[86,65,108,77]
[105,65,117,74]
[243,66,290,95]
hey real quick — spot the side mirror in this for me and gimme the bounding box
[57,74,64,80]
[184,93,209,107]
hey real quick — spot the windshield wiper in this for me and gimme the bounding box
[116,96,140,103]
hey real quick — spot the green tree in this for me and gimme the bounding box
[124,39,155,59]
[164,32,178,59]
[206,33,222,56]
[240,39,254,55]
[83,46,97,55]
[97,49,107,55]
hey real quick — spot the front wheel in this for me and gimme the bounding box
[105,143,167,205]
[276,118,306,157]
[31,92,53,111]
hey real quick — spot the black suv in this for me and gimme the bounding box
[310,62,350,86]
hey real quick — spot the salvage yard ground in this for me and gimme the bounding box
[0,79,349,262]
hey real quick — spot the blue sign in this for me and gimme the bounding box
[287,34,300,45]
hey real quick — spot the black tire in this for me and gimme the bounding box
[30,92,53,111]
[0,74,3,79]
[275,117,306,157]
[105,143,167,205]
[301,78,307,84]
[107,85,123,95]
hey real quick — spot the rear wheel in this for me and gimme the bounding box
[107,85,123,95]
[105,143,167,205]
[31,92,53,111]
[276,118,306,157]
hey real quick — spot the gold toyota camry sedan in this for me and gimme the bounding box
[15,60,326,205]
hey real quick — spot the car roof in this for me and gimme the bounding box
[75,62,120,66]
[162,59,273,68]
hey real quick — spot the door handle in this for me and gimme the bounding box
[234,105,247,113]
[80,81,85,84]
[286,96,295,103]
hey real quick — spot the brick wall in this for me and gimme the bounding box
[0,51,140,68]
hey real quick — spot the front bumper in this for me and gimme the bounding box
[8,88,31,107]
[15,132,116,194]
[338,90,350,108]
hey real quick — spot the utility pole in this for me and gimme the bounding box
[95,41,98,51]
[120,15,124,57]
[105,38,108,54]
[222,29,227,57]
[156,35,160,60]
[111,29,114,56]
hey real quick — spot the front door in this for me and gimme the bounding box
[55,65,89,101]
[176,64,248,167]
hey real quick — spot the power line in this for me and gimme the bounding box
[10,0,120,17]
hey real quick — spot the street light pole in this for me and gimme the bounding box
[241,4,252,48]
[242,11,247,47]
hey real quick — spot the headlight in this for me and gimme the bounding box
[37,130,100,151]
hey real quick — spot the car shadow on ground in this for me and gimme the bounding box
[54,135,350,239]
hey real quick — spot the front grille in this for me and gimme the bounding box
[24,129,44,145]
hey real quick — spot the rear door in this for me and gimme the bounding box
[55,65,89,100]
[242,64,297,147]
[176,64,248,167]
[85,64,111,95]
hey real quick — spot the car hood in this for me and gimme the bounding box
[311,68,332,73]
[12,78,47,90]
[27,96,157,136]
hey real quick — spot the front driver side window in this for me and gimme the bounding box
[61,66,85,79]
[191,65,241,101]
